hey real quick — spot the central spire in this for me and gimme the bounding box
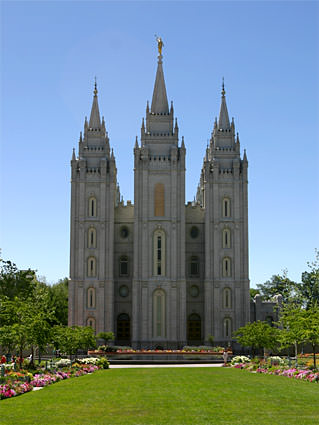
[218,78,230,130]
[89,78,101,129]
[151,38,169,114]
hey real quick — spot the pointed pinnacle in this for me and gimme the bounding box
[94,77,98,96]
[221,77,225,97]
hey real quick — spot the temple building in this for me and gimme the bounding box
[68,43,259,349]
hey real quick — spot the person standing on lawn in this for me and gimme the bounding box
[223,349,228,366]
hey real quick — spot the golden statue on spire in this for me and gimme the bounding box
[155,35,164,56]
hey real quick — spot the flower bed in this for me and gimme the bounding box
[0,357,109,400]
[230,357,319,384]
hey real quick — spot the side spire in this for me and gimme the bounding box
[151,37,169,114]
[89,78,101,129]
[218,78,230,130]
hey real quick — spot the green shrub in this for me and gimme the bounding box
[97,357,110,369]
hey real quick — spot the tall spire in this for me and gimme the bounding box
[89,78,101,129]
[218,78,230,130]
[151,38,169,114]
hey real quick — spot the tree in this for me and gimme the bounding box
[0,259,37,300]
[47,278,68,325]
[52,326,96,357]
[250,288,260,299]
[295,250,319,309]
[233,321,280,355]
[0,325,18,355]
[96,332,114,345]
[299,306,319,369]
[256,270,297,304]
[277,304,304,359]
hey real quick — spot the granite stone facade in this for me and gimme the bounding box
[69,52,255,349]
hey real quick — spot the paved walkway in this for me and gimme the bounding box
[110,363,224,368]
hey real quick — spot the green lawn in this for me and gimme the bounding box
[1,367,319,425]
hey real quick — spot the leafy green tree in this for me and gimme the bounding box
[299,306,319,369]
[52,326,96,357]
[47,278,69,325]
[256,270,297,304]
[250,288,260,299]
[96,331,114,344]
[295,250,319,309]
[0,259,37,300]
[233,321,280,355]
[0,325,18,355]
[277,304,304,359]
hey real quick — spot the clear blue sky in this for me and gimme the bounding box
[1,1,318,287]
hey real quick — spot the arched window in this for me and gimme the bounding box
[87,287,96,309]
[153,230,165,276]
[222,257,231,277]
[222,228,231,248]
[117,313,130,340]
[154,183,165,216]
[87,256,96,277]
[187,313,201,341]
[224,317,232,338]
[88,227,96,248]
[223,288,232,309]
[222,198,231,218]
[87,317,96,330]
[153,289,166,338]
[88,197,97,217]
[189,256,200,277]
[119,255,129,276]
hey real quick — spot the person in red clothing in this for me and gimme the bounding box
[1,355,6,364]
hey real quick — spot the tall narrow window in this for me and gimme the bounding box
[223,198,231,218]
[153,289,166,337]
[222,228,231,248]
[87,317,96,330]
[87,287,96,308]
[187,314,201,341]
[88,256,96,277]
[88,227,97,248]
[154,183,165,216]
[223,288,231,309]
[117,314,130,340]
[119,255,129,276]
[190,256,200,277]
[88,197,97,217]
[222,257,231,277]
[224,318,232,338]
[153,230,165,276]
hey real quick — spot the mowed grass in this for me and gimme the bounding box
[1,367,319,425]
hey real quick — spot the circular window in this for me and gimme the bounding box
[119,285,129,298]
[190,226,199,239]
[120,226,129,238]
[190,285,199,298]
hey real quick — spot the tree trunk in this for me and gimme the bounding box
[313,344,316,370]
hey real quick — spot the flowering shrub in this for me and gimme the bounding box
[267,356,285,366]
[55,358,72,367]
[0,359,106,400]
[0,381,33,399]
[255,366,319,383]
[231,356,250,365]
[77,357,100,365]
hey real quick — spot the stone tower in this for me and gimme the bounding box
[196,81,250,342]
[133,51,186,348]
[68,82,117,333]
